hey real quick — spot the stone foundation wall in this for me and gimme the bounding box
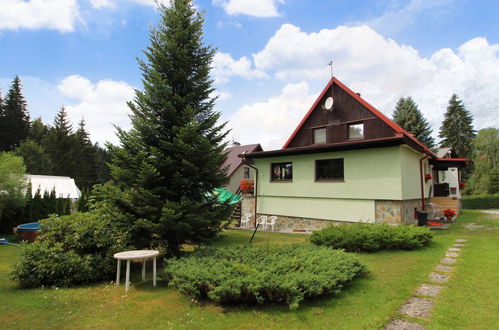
[256,214,337,232]
[241,195,256,223]
[375,199,421,225]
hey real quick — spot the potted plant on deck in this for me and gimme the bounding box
[443,208,457,222]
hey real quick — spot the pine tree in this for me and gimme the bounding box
[439,94,476,159]
[392,97,435,149]
[42,107,75,177]
[73,119,99,189]
[108,0,229,255]
[0,76,30,151]
[29,117,50,145]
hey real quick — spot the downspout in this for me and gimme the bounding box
[419,153,429,210]
[242,157,258,227]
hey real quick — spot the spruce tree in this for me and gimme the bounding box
[73,119,99,189]
[42,107,75,177]
[0,76,30,151]
[438,94,476,159]
[392,97,435,149]
[108,0,229,255]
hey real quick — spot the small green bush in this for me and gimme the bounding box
[163,244,367,310]
[462,194,499,209]
[11,211,132,288]
[310,223,432,252]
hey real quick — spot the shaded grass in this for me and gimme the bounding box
[0,211,496,329]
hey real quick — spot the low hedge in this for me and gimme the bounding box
[163,244,367,309]
[462,194,499,209]
[11,212,132,288]
[310,223,432,252]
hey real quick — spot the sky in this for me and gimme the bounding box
[0,0,498,150]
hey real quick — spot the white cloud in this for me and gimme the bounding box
[224,24,499,149]
[58,75,135,145]
[214,0,284,17]
[227,82,315,150]
[365,0,457,34]
[0,0,81,32]
[90,0,169,9]
[89,0,115,9]
[212,52,268,84]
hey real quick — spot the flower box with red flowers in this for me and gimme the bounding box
[424,174,432,182]
[239,179,254,194]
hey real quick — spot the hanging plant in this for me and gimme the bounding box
[239,179,254,194]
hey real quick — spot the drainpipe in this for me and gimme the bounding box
[242,157,258,227]
[419,153,429,210]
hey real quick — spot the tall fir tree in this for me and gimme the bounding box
[108,0,229,255]
[392,97,435,149]
[42,107,75,177]
[29,117,50,145]
[439,94,476,159]
[73,119,99,189]
[0,76,30,151]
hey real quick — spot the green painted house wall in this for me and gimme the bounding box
[254,145,429,223]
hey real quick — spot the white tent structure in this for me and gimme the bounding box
[26,175,81,200]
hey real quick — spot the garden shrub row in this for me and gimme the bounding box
[310,223,432,252]
[11,211,132,287]
[163,244,367,310]
[462,194,499,209]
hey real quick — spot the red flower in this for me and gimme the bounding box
[459,182,466,189]
[425,174,432,181]
[443,208,456,217]
[239,179,254,194]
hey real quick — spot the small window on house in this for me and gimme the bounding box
[313,127,327,144]
[316,159,344,181]
[348,123,364,140]
[244,167,250,179]
[271,162,293,181]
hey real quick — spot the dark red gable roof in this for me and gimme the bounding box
[281,77,436,158]
[221,143,262,176]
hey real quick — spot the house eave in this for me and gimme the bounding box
[244,136,406,159]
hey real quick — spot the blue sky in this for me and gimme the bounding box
[0,0,498,149]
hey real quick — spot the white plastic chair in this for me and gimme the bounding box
[256,215,268,230]
[241,213,251,228]
[266,216,277,232]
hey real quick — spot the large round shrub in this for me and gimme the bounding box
[11,211,132,287]
[310,223,433,252]
[163,244,367,309]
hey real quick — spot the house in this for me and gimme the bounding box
[27,175,82,200]
[241,77,466,232]
[221,143,262,193]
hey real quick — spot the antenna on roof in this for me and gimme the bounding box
[322,60,334,112]
[327,60,334,78]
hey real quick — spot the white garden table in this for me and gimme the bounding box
[114,250,160,292]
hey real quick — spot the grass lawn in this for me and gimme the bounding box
[0,210,497,329]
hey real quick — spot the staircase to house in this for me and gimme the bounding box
[229,201,242,223]
[429,197,461,214]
